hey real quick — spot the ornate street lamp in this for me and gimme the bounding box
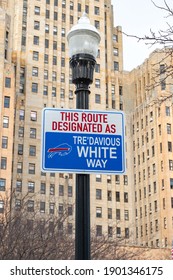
[67,13,100,260]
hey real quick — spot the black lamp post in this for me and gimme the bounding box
[67,13,100,260]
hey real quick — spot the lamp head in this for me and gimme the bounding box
[67,13,101,59]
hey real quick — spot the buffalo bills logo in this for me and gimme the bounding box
[48,143,72,158]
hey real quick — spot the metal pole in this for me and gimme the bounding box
[69,54,96,260]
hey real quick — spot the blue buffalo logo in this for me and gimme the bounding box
[48,143,72,158]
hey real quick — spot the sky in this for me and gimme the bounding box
[111,0,173,71]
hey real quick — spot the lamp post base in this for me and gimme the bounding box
[75,174,90,260]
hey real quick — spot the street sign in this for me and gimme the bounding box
[41,108,126,174]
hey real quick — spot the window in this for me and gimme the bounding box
[115,175,120,184]
[54,0,58,6]
[61,42,65,51]
[40,182,46,194]
[27,200,34,212]
[3,116,9,128]
[164,217,167,229]
[95,79,100,88]
[96,207,102,218]
[32,51,39,61]
[70,1,73,10]
[61,28,65,37]
[0,157,7,170]
[28,163,35,174]
[4,96,10,108]
[70,15,74,24]
[44,54,48,64]
[46,10,50,19]
[68,185,73,197]
[53,26,57,35]
[113,34,118,42]
[67,223,72,234]
[30,111,37,121]
[33,36,39,45]
[43,85,48,96]
[169,160,173,171]
[124,210,129,220]
[59,185,64,196]
[168,142,172,152]
[28,181,35,193]
[95,94,101,104]
[160,64,166,74]
[32,83,38,93]
[155,219,159,231]
[171,197,173,208]
[2,136,8,149]
[16,180,22,192]
[19,109,25,120]
[96,225,102,236]
[45,24,49,34]
[78,3,81,11]
[17,162,23,173]
[124,175,128,185]
[53,41,57,50]
[52,71,57,81]
[40,202,45,213]
[0,200,4,213]
[58,222,63,232]
[45,39,49,48]
[95,64,100,73]
[60,72,65,82]
[34,6,40,15]
[32,67,38,77]
[114,61,119,71]
[18,126,24,137]
[50,184,55,195]
[49,203,55,214]
[166,106,170,116]
[96,174,101,182]
[59,204,63,215]
[108,226,113,237]
[53,56,57,65]
[125,228,129,239]
[170,179,173,189]
[54,12,58,20]
[60,88,65,99]
[29,145,36,156]
[0,179,6,191]
[108,208,112,219]
[113,48,118,56]
[116,209,120,220]
[124,192,128,203]
[5,77,11,88]
[167,123,171,134]
[94,6,100,15]
[34,21,40,30]
[95,20,100,29]
[96,189,102,200]
[44,69,48,80]
[52,87,56,97]
[116,191,120,202]
[116,227,121,237]
[18,144,23,155]
[68,205,73,216]
[161,80,166,90]
[152,145,155,157]
[61,57,65,67]
[107,190,112,201]
[30,128,36,138]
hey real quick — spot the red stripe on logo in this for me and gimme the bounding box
[48,147,69,152]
